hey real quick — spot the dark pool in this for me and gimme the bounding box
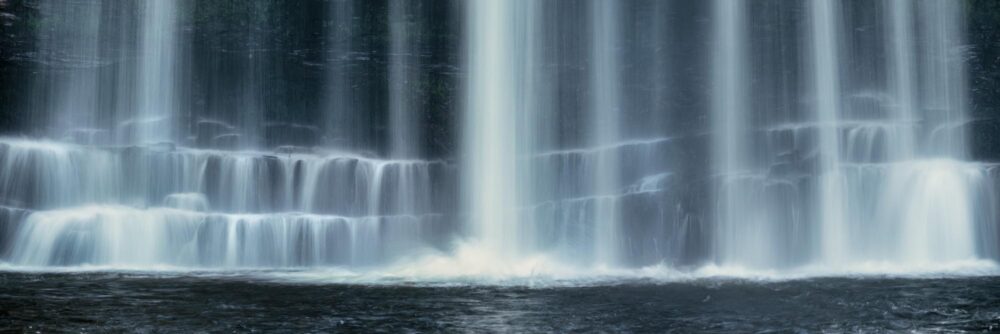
[1,272,999,332]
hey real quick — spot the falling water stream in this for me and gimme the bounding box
[0,0,997,281]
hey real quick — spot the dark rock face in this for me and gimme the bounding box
[0,206,31,258]
[0,0,997,161]
[969,118,1000,162]
[0,0,997,268]
[194,119,235,148]
[265,123,321,148]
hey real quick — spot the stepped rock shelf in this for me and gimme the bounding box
[0,137,689,269]
[1,0,999,277]
[0,139,455,268]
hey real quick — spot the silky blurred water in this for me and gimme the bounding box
[1,273,998,332]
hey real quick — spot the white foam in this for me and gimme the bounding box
[2,253,997,287]
[9,244,988,287]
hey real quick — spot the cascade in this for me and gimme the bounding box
[0,0,996,276]
[388,0,420,159]
[386,0,431,222]
[588,0,623,266]
[887,0,917,159]
[324,0,357,150]
[32,0,103,143]
[810,0,848,266]
[918,0,968,157]
[237,2,267,149]
[0,139,448,267]
[712,0,767,267]
[32,0,181,146]
[463,0,523,258]
[131,0,179,145]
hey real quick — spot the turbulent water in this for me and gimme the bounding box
[0,0,998,284]
[1,272,999,332]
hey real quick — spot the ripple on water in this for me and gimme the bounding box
[0,272,998,332]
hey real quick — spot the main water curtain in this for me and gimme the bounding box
[0,0,996,271]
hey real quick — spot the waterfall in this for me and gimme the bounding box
[918,0,969,157]
[32,0,103,143]
[876,0,977,264]
[588,0,623,266]
[0,139,447,267]
[32,0,181,146]
[806,0,982,267]
[887,0,917,159]
[809,0,848,265]
[712,0,764,267]
[324,0,357,150]
[463,0,523,258]
[238,3,268,149]
[133,0,179,145]
[388,0,420,159]
[1,0,997,276]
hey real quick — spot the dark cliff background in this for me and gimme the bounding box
[0,0,998,160]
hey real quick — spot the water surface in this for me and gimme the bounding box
[1,273,998,332]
